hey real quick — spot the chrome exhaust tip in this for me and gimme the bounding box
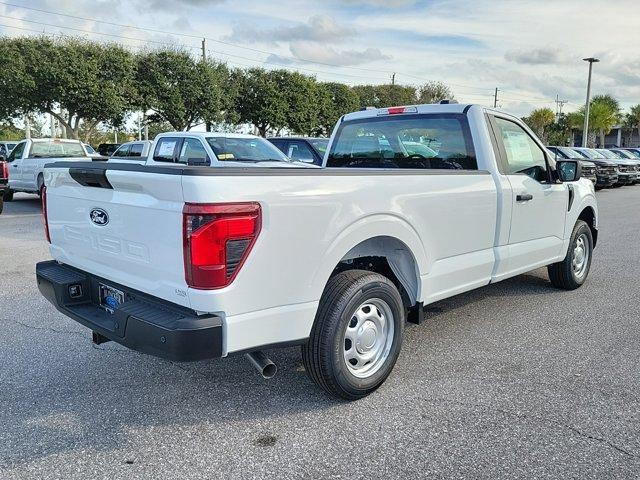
[245,351,277,379]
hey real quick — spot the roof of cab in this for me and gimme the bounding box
[342,103,472,122]
[155,131,261,140]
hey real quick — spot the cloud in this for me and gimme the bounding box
[290,42,390,65]
[226,15,355,44]
[504,47,569,65]
[146,0,226,8]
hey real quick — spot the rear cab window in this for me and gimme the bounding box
[326,114,477,170]
[153,137,182,163]
[29,141,85,158]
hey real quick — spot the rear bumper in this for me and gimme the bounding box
[36,260,223,361]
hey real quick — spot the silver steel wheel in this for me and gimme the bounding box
[572,233,590,279]
[343,298,395,379]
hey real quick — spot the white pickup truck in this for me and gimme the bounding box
[36,103,598,400]
[5,138,92,200]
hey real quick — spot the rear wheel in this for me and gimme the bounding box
[302,270,405,400]
[548,220,593,290]
[3,189,12,202]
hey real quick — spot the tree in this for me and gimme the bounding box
[522,108,555,142]
[351,84,417,109]
[0,36,137,141]
[588,95,620,147]
[416,81,454,104]
[273,70,318,136]
[236,68,288,137]
[316,82,360,136]
[625,104,640,147]
[135,49,226,131]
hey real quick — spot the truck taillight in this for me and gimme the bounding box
[1,161,8,180]
[183,202,261,289]
[41,186,51,244]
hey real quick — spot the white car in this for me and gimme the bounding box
[36,103,597,399]
[5,138,91,199]
[108,140,153,164]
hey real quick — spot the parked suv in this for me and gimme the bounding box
[596,149,639,186]
[608,149,640,184]
[268,137,329,165]
[108,140,153,164]
[547,146,597,185]
[570,147,618,188]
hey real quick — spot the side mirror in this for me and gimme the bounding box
[557,160,582,182]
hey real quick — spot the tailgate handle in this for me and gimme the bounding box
[516,193,533,202]
[69,168,113,189]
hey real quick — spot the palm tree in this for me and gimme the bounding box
[627,104,640,147]
[522,107,555,142]
[589,94,621,147]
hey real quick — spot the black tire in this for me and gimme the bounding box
[3,188,13,201]
[548,220,593,290]
[0,195,3,214]
[302,269,405,400]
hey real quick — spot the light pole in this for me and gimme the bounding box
[581,57,599,147]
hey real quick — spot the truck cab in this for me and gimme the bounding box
[6,138,90,197]
[36,104,597,400]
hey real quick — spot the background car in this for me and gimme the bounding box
[619,148,640,158]
[558,147,617,189]
[597,149,639,185]
[97,143,121,157]
[547,146,597,185]
[83,143,104,159]
[108,140,153,164]
[0,158,8,211]
[268,137,329,165]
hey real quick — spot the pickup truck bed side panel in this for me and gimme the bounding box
[182,171,498,353]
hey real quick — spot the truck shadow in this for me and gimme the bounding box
[2,268,566,469]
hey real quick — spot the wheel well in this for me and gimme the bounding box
[331,236,420,309]
[578,207,597,247]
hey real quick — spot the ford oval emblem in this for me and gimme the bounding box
[104,296,120,309]
[90,208,109,226]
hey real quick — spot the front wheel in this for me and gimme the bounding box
[302,270,405,400]
[548,220,593,290]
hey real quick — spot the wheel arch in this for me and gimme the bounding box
[311,214,428,307]
[577,204,598,247]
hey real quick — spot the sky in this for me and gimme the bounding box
[1,0,639,117]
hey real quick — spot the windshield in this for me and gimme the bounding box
[7,143,17,151]
[574,148,604,159]
[29,140,86,158]
[556,147,583,159]
[310,138,329,154]
[624,149,640,158]
[597,149,619,159]
[613,150,634,159]
[327,114,476,170]
[206,137,289,162]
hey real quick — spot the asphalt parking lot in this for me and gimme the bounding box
[1,188,639,479]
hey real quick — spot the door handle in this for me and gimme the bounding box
[11,164,17,167]
[516,193,533,202]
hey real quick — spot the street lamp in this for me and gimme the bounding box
[581,57,600,147]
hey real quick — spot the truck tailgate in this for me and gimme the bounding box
[44,165,191,308]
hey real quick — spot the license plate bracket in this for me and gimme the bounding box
[99,283,125,313]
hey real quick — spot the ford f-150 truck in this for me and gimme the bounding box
[36,104,598,400]
[5,138,92,200]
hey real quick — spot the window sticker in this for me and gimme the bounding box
[158,141,176,157]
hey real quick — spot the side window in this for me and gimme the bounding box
[327,114,477,170]
[7,142,25,162]
[493,117,548,182]
[113,145,130,157]
[269,139,287,154]
[178,138,208,164]
[287,141,316,162]
[129,143,144,157]
[153,137,181,163]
